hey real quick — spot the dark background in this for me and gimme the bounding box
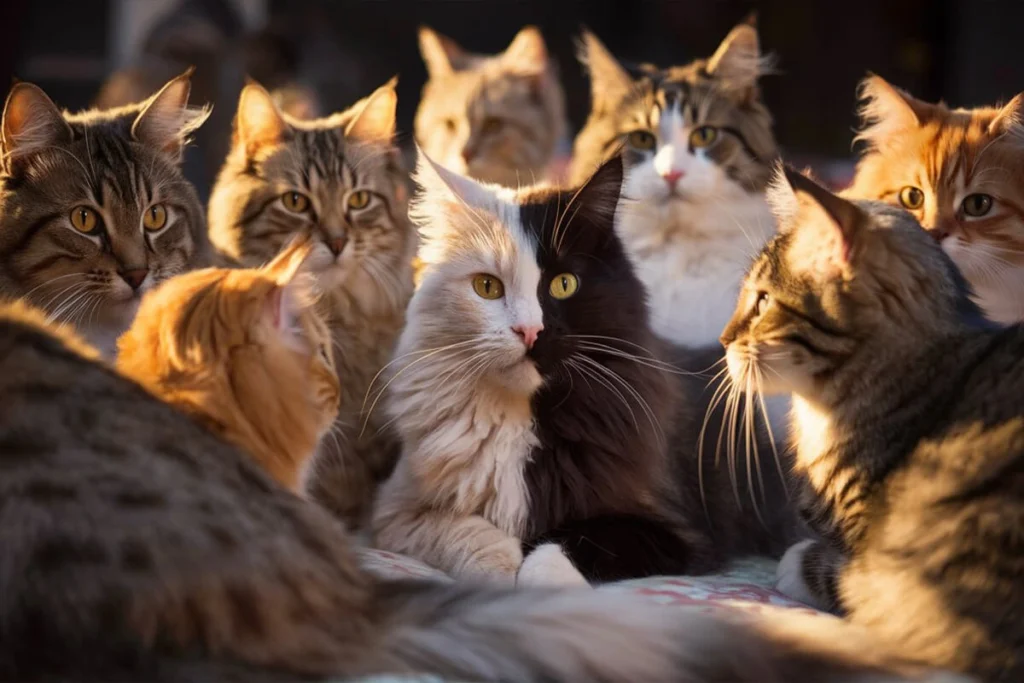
[0,0,1021,193]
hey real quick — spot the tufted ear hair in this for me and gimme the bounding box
[1,82,72,171]
[132,68,211,163]
[345,78,398,143]
[578,29,633,116]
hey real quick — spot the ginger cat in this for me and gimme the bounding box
[118,239,340,493]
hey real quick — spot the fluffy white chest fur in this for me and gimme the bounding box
[618,186,774,348]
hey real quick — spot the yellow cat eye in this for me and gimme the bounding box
[282,191,310,213]
[347,190,371,210]
[69,206,99,234]
[481,118,504,136]
[898,186,924,210]
[962,193,993,217]
[472,274,505,300]
[690,126,718,148]
[627,130,656,151]
[142,204,167,231]
[549,273,579,300]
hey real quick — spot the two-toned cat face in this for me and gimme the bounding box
[410,152,646,396]
[0,73,209,341]
[572,23,777,203]
[414,26,566,188]
[208,79,411,305]
[721,168,971,403]
[848,76,1024,323]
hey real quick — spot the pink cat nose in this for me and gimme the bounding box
[329,236,347,256]
[512,324,542,350]
[119,268,148,291]
[662,170,684,187]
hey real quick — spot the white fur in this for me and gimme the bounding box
[776,539,831,610]
[619,101,774,348]
[517,544,590,588]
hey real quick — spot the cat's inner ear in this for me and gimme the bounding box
[131,69,211,161]
[779,167,866,273]
[419,27,465,78]
[261,238,315,350]
[345,79,398,143]
[501,26,548,77]
[579,30,632,116]
[235,82,289,156]
[856,75,930,150]
[706,23,763,93]
[1,83,72,166]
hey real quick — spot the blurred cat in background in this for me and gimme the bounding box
[572,20,778,349]
[208,79,414,529]
[0,72,210,357]
[848,75,1024,324]
[118,239,340,493]
[415,26,567,187]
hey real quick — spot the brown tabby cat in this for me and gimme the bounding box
[848,75,1024,324]
[722,165,1024,681]
[117,239,339,493]
[415,26,567,187]
[207,79,414,528]
[0,72,210,358]
[0,300,946,682]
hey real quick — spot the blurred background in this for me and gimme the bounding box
[1,0,1021,198]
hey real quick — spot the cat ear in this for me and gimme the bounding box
[419,27,464,79]
[990,92,1024,140]
[579,30,632,116]
[235,81,290,155]
[570,153,624,228]
[706,23,764,92]
[261,236,315,341]
[131,69,211,162]
[345,78,398,143]
[1,82,72,167]
[413,146,502,216]
[855,75,930,150]
[502,26,548,76]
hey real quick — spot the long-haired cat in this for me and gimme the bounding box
[848,75,1024,324]
[0,72,210,357]
[373,152,801,587]
[722,165,1024,680]
[571,21,778,348]
[117,239,339,493]
[415,26,567,187]
[0,301,945,683]
[207,79,414,528]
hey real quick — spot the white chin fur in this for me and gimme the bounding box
[517,543,591,588]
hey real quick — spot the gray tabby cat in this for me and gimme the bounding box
[207,79,413,529]
[0,300,963,682]
[0,73,210,357]
[415,26,567,187]
[721,166,1024,681]
[572,21,778,348]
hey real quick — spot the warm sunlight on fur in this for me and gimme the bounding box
[117,238,340,493]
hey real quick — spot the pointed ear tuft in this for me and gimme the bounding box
[502,26,548,76]
[345,80,398,143]
[578,29,633,115]
[707,23,765,92]
[2,82,72,169]
[779,165,867,266]
[419,26,464,79]
[855,74,930,151]
[990,92,1024,141]
[131,69,211,162]
[235,81,289,156]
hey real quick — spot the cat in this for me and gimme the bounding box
[0,301,946,683]
[415,26,567,188]
[721,164,1024,681]
[847,74,1024,324]
[571,20,778,349]
[372,151,802,587]
[117,238,339,494]
[0,72,211,358]
[207,79,414,529]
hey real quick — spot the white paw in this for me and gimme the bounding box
[776,539,828,609]
[517,543,591,588]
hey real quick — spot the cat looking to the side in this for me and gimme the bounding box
[0,72,211,357]
[848,75,1024,324]
[572,22,778,348]
[208,79,414,529]
[117,239,340,493]
[721,165,1024,681]
[415,26,567,188]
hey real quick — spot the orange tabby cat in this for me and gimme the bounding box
[117,238,340,492]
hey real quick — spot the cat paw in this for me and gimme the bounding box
[461,538,523,586]
[776,539,828,610]
[517,543,591,588]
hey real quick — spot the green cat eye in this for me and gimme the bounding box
[962,193,993,217]
[689,126,718,148]
[549,273,579,300]
[282,191,310,213]
[898,186,924,210]
[348,191,371,210]
[627,130,656,151]
[472,274,504,300]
